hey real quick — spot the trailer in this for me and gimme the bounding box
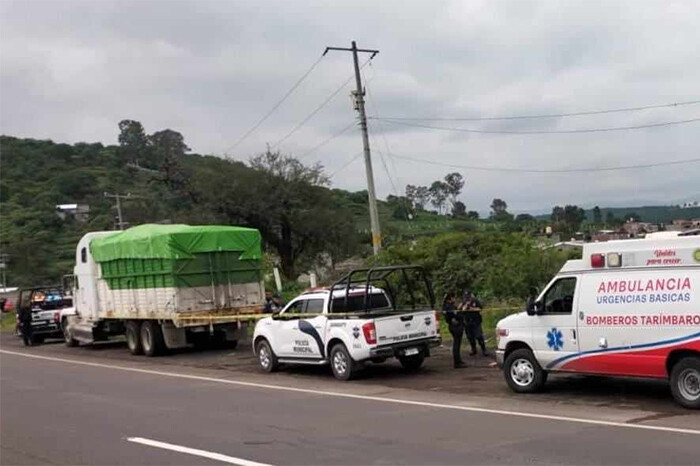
[61,224,264,356]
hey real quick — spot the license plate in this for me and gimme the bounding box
[404,347,419,356]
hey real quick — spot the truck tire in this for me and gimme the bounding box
[503,348,547,393]
[30,334,45,345]
[125,321,143,355]
[141,321,165,357]
[63,319,79,347]
[670,356,700,409]
[399,354,425,371]
[256,339,278,373]
[330,343,355,381]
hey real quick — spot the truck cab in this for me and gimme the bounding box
[253,266,441,380]
[496,235,700,408]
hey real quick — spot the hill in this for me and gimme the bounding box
[536,205,700,224]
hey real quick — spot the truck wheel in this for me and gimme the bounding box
[670,357,700,409]
[399,354,425,371]
[141,321,165,357]
[504,348,547,393]
[125,321,143,355]
[30,334,45,345]
[256,339,278,373]
[63,319,79,347]
[330,343,355,381]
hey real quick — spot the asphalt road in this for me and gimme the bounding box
[1,338,699,465]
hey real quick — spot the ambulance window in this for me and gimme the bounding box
[542,277,577,314]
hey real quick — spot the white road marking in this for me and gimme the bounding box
[2,349,699,437]
[127,437,272,466]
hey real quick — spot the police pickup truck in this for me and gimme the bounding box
[253,266,441,380]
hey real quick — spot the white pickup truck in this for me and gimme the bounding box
[253,266,441,380]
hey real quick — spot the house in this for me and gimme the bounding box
[56,204,90,223]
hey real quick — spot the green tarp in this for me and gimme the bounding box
[90,224,262,262]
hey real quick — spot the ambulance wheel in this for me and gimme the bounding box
[399,354,425,371]
[330,343,355,381]
[256,339,278,373]
[504,348,547,393]
[141,321,165,357]
[670,357,700,409]
[30,334,44,345]
[125,321,143,355]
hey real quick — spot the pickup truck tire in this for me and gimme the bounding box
[126,321,143,355]
[256,339,278,373]
[504,348,547,393]
[399,354,425,371]
[30,334,45,345]
[670,356,700,409]
[141,321,165,357]
[330,343,355,381]
[62,319,79,347]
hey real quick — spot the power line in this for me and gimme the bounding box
[329,151,363,178]
[373,117,700,135]
[298,120,357,159]
[374,99,700,121]
[270,57,373,150]
[224,54,325,154]
[387,151,700,174]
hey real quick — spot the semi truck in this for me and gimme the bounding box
[60,224,264,356]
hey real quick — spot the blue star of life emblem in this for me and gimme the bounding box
[547,328,564,351]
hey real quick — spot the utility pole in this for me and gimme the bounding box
[324,41,382,255]
[104,192,132,230]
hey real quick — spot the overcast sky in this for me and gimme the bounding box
[2,0,699,214]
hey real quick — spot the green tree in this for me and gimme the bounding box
[490,198,513,221]
[118,119,149,165]
[592,206,602,224]
[429,181,449,214]
[452,200,466,217]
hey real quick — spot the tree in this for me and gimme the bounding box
[117,119,149,165]
[467,211,480,220]
[242,150,350,279]
[515,213,534,223]
[551,205,586,239]
[490,198,512,221]
[452,200,466,217]
[443,172,465,210]
[406,184,429,210]
[592,206,602,224]
[429,181,449,214]
[605,211,618,227]
[149,129,189,165]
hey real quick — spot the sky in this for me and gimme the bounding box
[2,0,699,215]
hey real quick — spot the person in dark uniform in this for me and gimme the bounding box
[443,292,466,368]
[462,291,488,356]
[18,300,34,346]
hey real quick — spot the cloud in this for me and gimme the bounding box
[1,0,699,213]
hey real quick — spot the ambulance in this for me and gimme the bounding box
[495,234,700,408]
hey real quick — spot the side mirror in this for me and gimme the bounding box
[526,297,536,316]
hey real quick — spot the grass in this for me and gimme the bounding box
[1,311,17,333]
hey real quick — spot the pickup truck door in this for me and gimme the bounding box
[275,298,327,359]
[531,276,581,370]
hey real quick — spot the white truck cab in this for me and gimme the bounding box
[253,266,441,380]
[496,235,700,408]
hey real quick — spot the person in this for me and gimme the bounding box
[442,292,466,368]
[462,291,488,356]
[263,292,284,313]
[18,300,34,346]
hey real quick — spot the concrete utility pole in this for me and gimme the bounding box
[104,192,132,230]
[324,41,382,255]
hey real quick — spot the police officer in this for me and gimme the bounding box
[443,292,466,368]
[18,300,34,346]
[263,292,284,313]
[462,291,488,356]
